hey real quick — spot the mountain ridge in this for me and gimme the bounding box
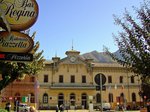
[80,50,120,63]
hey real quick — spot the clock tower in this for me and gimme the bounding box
[65,49,80,63]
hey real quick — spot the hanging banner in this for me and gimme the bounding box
[0,0,39,31]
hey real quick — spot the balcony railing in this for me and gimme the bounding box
[40,82,96,89]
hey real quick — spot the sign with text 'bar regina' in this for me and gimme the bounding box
[0,52,33,61]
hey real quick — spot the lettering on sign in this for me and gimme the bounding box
[0,0,39,31]
[0,52,33,61]
[0,31,34,53]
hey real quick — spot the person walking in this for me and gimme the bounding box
[5,102,11,112]
[59,104,64,112]
[56,105,59,112]
[147,102,150,112]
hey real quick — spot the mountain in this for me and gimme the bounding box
[81,50,121,63]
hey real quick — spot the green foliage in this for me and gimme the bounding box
[105,0,150,80]
[0,7,45,91]
[0,31,45,91]
[104,0,150,99]
[0,109,8,112]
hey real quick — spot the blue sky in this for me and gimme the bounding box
[30,0,143,59]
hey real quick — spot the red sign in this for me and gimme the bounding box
[9,97,13,100]
[0,54,5,58]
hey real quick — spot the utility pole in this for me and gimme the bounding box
[100,74,103,112]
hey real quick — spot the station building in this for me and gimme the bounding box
[0,49,141,109]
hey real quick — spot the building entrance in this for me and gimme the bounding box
[58,93,64,107]
[82,93,87,109]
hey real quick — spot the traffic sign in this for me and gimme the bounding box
[94,73,106,85]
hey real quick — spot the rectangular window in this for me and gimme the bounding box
[82,75,86,83]
[44,75,48,83]
[120,76,123,83]
[108,76,112,83]
[30,77,35,82]
[59,75,63,83]
[131,76,135,83]
[71,75,75,83]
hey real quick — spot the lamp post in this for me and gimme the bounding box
[126,69,130,103]
[100,74,103,112]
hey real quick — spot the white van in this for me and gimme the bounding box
[95,102,111,111]
[103,102,111,111]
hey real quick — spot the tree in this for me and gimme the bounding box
[104,0,150,98]
[0,31,45,91]
[0,7,45,91]
[105,0,150,80]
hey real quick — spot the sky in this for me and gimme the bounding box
[30,0,144,59]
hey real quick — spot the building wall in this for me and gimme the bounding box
[37,51,141,109]
[0,50,142,110]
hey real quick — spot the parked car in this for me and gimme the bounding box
[18,103,30,112]
[102,102,111,111]
[95,102,111,111]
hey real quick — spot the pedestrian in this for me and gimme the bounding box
[59,104,64,112]
[147,102,150,112]
[56,105,59,112]
[5,102,11,112]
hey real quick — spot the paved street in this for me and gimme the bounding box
[38,110,141,112]
[0,109,142,112]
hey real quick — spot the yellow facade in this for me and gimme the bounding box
[37,49,141,109]
[0,49,141,110]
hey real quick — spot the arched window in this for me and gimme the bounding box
[109,93,113,102]
[120,93,125,102]
[70,93,76,106]
[81,93,87,109]
[96,93,101,103]
[43,93,48,103]
[120,93,124,97]
[132,93,136,102]
[58,93,64,106]
[30,93,35,103]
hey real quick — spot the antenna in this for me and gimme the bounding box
[72,39,74,50]
[55,51,57,57]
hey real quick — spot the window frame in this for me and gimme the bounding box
[59,75,63,83]
[108,76,112,83]
[44,74,48,83]
[71,75,75,83]
[82,75,86,83]
[43,93,48,104]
